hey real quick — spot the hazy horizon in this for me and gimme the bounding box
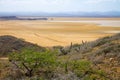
[0,0,120,13]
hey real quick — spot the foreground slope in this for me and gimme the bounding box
[56,33,120,79]
[0,33,119,80]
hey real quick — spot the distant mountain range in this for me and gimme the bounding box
[0,11,120,17]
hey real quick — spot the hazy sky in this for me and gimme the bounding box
[0,0,120,13]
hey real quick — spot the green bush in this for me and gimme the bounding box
[70,60,92,77]
[70,60,108,80]
[9,47,58,77]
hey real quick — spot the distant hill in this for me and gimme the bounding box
[0,11,120,17]
[0,16,18,20]
[0,16,48,20]
[0,35,45,57]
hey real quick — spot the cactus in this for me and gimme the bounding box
[60,42,73,55]
[60,48,68,55]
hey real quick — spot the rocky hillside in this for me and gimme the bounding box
[54,33,120,80]
[56,33,120,59]
[0,35,45,57]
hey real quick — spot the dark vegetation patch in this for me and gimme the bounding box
[0,16,48,20]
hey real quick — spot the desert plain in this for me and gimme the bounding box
[0,17,120,47]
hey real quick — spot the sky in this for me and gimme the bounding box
[0,0,120,13]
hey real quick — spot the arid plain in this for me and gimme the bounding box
[0,18,120,47]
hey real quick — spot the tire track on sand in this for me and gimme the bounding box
[34,33,65,43]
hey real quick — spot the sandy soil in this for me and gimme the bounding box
[0,18,120,47]
[49,17,120,21]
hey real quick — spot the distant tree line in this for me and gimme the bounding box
[0,16,48,20]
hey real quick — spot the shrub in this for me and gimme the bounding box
[69,60,108,80]
[9,47,58,77]
[70,60,92,78]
